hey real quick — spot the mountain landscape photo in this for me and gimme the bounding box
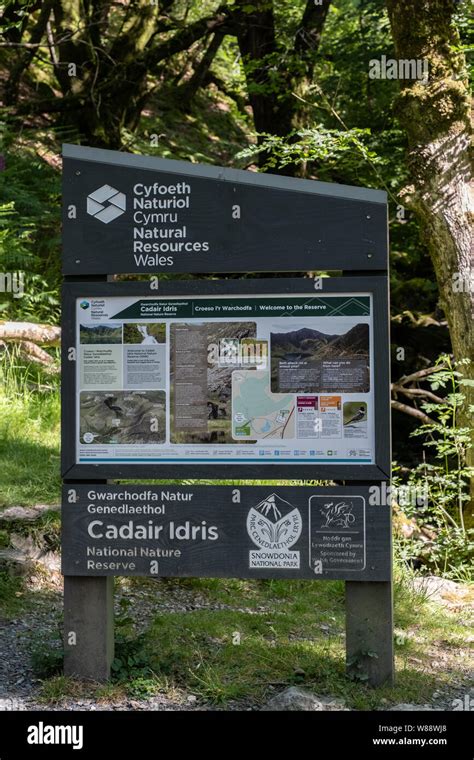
[271,323,370,392]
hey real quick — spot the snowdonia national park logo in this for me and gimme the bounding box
[247,493,302,569]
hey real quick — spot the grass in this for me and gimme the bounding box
[39,676,87,704]
[132,576,451,708]
[25,571,472,710]
[0,355,61,507]
[0,571,25,616]
[37,675,163,705]
[135,85,253,169]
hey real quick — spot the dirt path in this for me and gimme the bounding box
[0,572,472,712]
[0,576,258,711]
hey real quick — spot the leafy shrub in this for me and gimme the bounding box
[0,129,61,324]
[111,598,154,682]
[394,356,474,579]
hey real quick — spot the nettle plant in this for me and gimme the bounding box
[396,355,474,579]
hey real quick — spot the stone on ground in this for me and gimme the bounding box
[261,687,347,711]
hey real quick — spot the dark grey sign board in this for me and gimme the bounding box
[61,276,391,481]
[62,144,388,275]
[61,485,391,581]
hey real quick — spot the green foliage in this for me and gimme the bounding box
[30,615,64,679]
[0,570,24,615]
[126,675,163,699]
[237,125,383,180]
[0,346,60,507]
[0,202,35,269]
[0,129,61,323]
[0,1,35,34]
[347,650,378,683]
[452,2,474,81]
[111,598,154,682]
[31,644,64,680]
[111,633,152,681]
[394,356,474,580]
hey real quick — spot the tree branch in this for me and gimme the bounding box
[398,365,447,387]
[391,399,434,424]
[13,341,59,371]
[295,0,332,60]
[181,30,224,99]
[144,5,232,70]
[391,384,445,404]
[4,0,55,105]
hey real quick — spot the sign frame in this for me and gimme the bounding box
[62,143,388,275]
[61,146,393,687]
[61,275,390,481]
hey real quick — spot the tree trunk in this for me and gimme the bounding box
[46,1,231,148]
[293,0,332,108]
[233,0,332,172]
[233,0,287,142]
[50,0,159,147]
[181,31,224,101]
[4,0,55,105]
[386,0,473,521]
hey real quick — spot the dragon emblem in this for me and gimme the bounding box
[320,501,355,529]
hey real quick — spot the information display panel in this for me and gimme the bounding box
[62,277,390,480]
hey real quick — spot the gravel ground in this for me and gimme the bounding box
[0,574,264,711]
[0,571,472,712]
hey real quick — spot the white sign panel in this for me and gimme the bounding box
[75,293,374,465]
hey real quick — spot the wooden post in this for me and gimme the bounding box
[338,474,394,687]
[62,273,115,682]
[64,575,114,682]
[345,580,394,686]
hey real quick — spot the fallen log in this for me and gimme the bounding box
[0,321,61,346]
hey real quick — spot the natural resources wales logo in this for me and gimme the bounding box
[87,184,126,224]
[247,493,302,569]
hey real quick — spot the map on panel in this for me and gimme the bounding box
[232,370,294,440]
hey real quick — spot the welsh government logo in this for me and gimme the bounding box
[320,501,355,529]
[87,184,126,224]
[247,493,302,569]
